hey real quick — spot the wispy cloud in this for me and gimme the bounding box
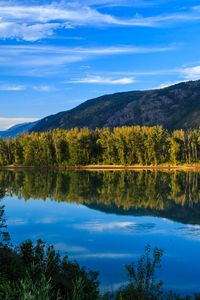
[0,84,25,91]
[86,0,176,8]
[0,2,200,41]
[0,117,38,130]
[72,252,134,259]
[154,81,183,89]
[75,220,156,234]
[0,2,132,41]
[69,75,135,85]
[7,218,27,226]
[54,243,87,253]
[84,0,158,8]
[0,83,55,92]
[76,221,136,232]
[177,224,200,242]
[0,21,61,42]
[181,65,200,80]
[33,85,55,92]
[0,45,173,70]
[93,68,180,77]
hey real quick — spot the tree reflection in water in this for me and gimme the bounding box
[0,170,199,225]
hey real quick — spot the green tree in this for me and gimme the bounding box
[116,245,163,300]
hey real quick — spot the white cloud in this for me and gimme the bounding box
[7,218,27,226]
[69,75,135,85]
[0,83,55,92]
[0,21,61,41]
[0,117,38,130]
[76,221,136,232]
[98,68,180,77]
[77,46,172,54]
[0,2,112,25]
[80,65,91,70]
[33,85,55,92]
[34,217,57,224]
[0,45,173,70]
[85,0,175,8]
[72,252,134,259]
[181,65,200,80]
[0,2,200,41]
[84,0,134,7]
[54,243,87,253]
[0,2,131,41]
[155,80,183,89]
[177,224,200,242]
[0,84,25,91]
[0,45,173,55]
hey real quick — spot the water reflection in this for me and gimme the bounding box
[0,170,199,225]
[1,170,200,293]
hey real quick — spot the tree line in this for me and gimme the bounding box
[0,126,199,166]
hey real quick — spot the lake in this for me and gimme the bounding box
[0,170,200,295]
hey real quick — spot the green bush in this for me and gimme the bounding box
[0,240,100,300]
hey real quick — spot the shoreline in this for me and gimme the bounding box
[0,164,200,171]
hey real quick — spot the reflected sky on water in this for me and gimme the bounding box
[1,170,200,294]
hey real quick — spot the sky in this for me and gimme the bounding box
[0,0,200,130]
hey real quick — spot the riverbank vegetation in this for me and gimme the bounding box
[0,237,192,300]
[0,126,199,166]
[0,239,99,300]
[0,237,199,299]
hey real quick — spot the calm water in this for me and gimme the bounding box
[0,170,200,294]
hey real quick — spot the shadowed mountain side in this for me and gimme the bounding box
[31,80,200,132]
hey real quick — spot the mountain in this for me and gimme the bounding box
[0,121,38,139]
[32,80,200,132]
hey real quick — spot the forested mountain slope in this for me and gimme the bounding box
[32,80,200,132]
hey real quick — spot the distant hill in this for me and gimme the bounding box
[0,121,38,139]
[31,80,200,132]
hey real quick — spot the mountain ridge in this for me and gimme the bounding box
[31,80,200,132]
[0,121,38,139]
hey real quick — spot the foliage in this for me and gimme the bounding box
[17,272,53,300]
[115,245,163,300]
[0,126,199,166]
[0,240,100,300]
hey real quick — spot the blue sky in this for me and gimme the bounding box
[0,0,200,130]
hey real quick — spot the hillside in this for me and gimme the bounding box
[31,80,200,132]
[0,121,38,139]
